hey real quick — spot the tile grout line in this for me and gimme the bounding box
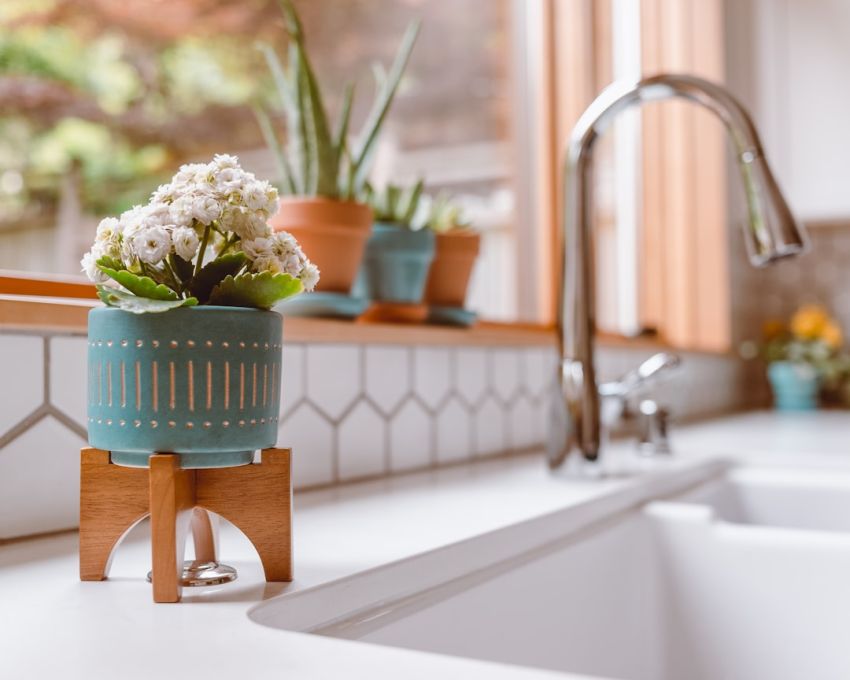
[0,407,50,451]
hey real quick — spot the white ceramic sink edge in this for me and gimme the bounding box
[249,458,726,634]
[249,456,850,680]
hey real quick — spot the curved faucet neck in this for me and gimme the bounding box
[566,74,763,166]
[551,73,806,468]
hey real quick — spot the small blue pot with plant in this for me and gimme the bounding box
[357,181,435,321]
[81,155,317,468]
[767,361,820,411]
[759,305,848,411]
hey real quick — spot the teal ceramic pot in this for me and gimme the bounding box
[359,223,436,303]
[767,361,820,411]
[87,306,283,468]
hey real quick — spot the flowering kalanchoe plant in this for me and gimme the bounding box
[81,154,319,313]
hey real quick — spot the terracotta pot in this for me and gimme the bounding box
[270,197,373,294]
[424,231,481,308]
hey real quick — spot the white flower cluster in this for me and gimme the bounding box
[80,155,319,291]
[242,232,320,291]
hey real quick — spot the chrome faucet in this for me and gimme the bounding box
[548,74,808,468]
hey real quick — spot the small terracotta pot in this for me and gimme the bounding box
[424,231,481,308]
[270,197,373,293]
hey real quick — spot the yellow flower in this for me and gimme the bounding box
[790,305,830,340]
[822,322,844,349]
[762,319,785,341]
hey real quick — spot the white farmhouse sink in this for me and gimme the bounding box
[251,461,850,680]
[674,465,850,532]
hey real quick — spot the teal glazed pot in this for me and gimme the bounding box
[359,223,436,303]
[767,361,820,411]
[87,306,283,468]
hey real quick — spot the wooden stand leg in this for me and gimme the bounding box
[197,448,293,582]
[79,448,149,581]
[149,455,195,603]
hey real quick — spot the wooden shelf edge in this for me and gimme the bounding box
[1,295,736,356]
[0,295,557,347]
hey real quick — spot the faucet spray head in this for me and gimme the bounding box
[738,151,808,266]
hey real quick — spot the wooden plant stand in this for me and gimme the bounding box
[79,447,292,603]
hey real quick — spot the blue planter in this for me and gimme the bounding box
[358,223,435,303]
[767,361,820,411]
[87,306,282,468]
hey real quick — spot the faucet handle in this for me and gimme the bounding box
[599,352,681,399]
[637,399,672,455]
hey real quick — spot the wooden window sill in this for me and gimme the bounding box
[0,294,556,347]
[0,273,731,353]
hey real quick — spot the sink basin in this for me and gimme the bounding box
[674,465,850,533]
[251,462,850,680]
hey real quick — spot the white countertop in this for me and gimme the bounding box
[1,411,848,680]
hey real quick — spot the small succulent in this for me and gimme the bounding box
[427,193,471,233]
[362,180,425,229]
[255,0,420,201]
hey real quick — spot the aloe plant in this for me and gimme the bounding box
[363,180,426,228]
[256,0,420,201]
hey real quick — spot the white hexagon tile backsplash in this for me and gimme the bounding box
[1,327,757,539]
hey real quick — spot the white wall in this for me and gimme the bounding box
[725,0,850,221]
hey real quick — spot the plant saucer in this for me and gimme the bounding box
[275,292,369,319]
[427,306,477,328]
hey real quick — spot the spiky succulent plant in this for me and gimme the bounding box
[362,180,426,229]
[427,193,471,233]
[255,0,420,202]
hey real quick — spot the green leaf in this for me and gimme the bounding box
[208,271,304,310]
[253,105,297,194]
[256,44,303,194]
[334,81,355,178]
[188,252,247,304]
[290,42,311,195]
[141,262,173,287]
[400,179,424,224]
[365,180,425,227]
[97,255,124,271]
[278,0,305,39]
[297,60,320,195]
[257,42,296,119]
[371,62,388,91]
[97,286,198,314]
[350,19,421,194]
[296,43,336,196]
[280,0,332,198]
[169,253,194,284]
[257,40,306,193]
[96,260,179,300]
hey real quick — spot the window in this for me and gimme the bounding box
[0,0,737,349]
[0,0,526,320]
[524,0,730,351]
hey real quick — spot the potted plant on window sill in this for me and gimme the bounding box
[255,0,420,317]
[357,180,435,324]
[81,155,317,469]
[759,305,847,411]
[423,194,480,327]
